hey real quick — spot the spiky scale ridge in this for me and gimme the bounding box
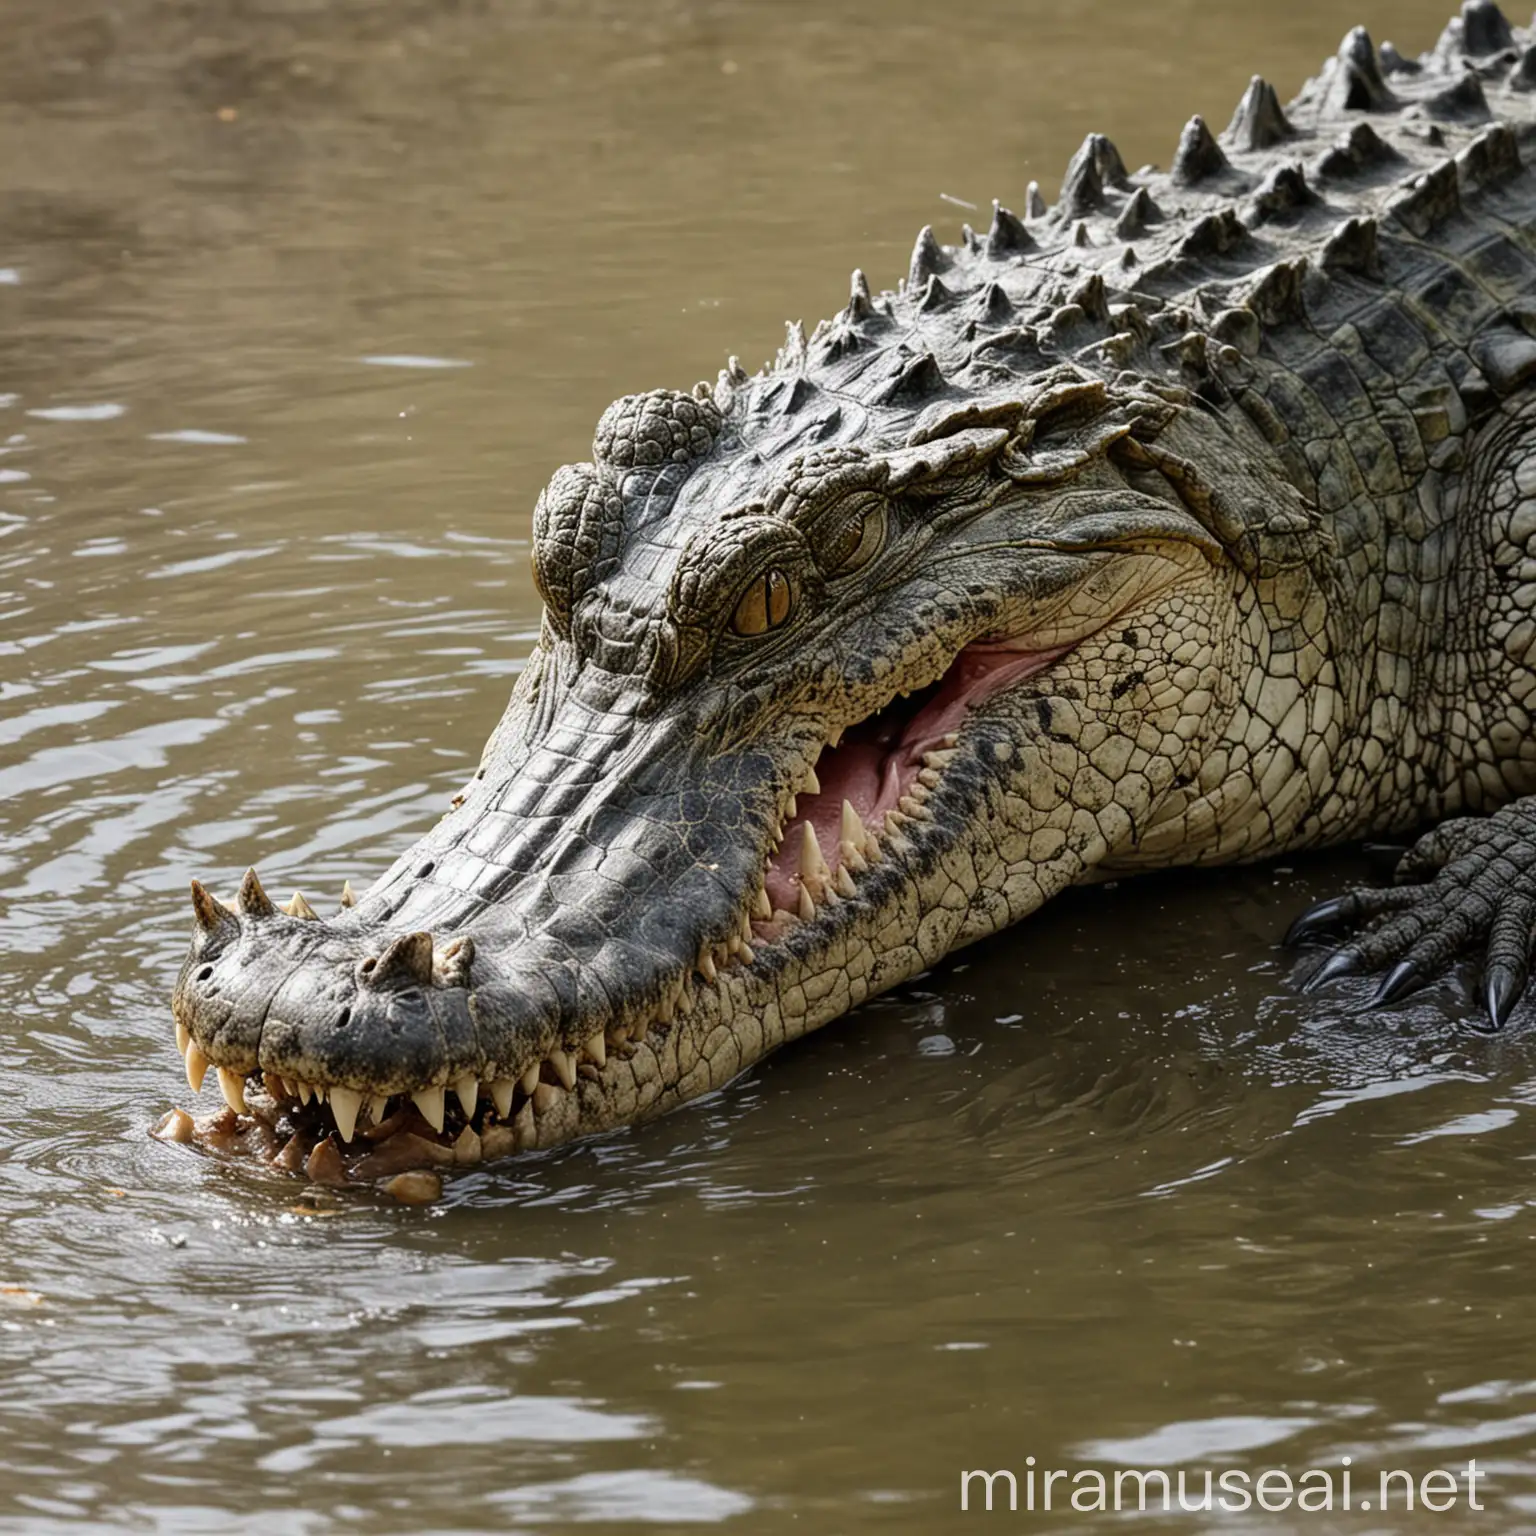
[1247,162,1314,223]
[909,226,945,287]
[1320,214,1383,275]
[1427,71,1493,122]
[1171,115,1230,184]
[1327,26,1398,113]
[1379,40,1421,75]
[1059,136,1107,217]
[1459,0,1515,54]
[986,201,1030,256]
[1115,186,1159,236]
[693,4,1536,481]
[1226,76,1293,151]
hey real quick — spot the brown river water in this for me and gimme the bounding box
[3,1,1535,1531]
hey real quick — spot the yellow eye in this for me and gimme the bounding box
[731,568,794,636]
[825,494,888,574]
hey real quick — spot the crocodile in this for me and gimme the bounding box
[160,2,1536,1184]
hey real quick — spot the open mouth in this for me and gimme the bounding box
[760,639,1071,920]
[156,634,1073,1190]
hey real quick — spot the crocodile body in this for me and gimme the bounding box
[165,4,1536,1181]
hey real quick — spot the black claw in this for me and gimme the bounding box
[1367,959,1423,1008]
[1483,963,1524,1032]
[1283,894,1359,948]
[1302,948,1360,993]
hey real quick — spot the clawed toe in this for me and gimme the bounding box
[1367,958,1422,1008]
[1482,962,1525,1032]
[1283,894,1360,948]
[1301,948,1360,994]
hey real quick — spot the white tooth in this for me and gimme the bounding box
[520,1063,541,1096]
[296,1079,312,1106]
[584,1031,606,1068]
[218,1067,247,1114]
[490,1079,516,1119]
[340,879,356,909]
[741,909,754,943]
[329,1087,362,1144]
[175,1020,190,1056]
[772,907,797,927]
[631,1018,650,1042]
[739,943,755,964]
[679,976,695,1014]
[284,890,318,920]
[805,765,821,795]
[697,946,717,983]
[453,1075,478,1119]
[412,1086,446,1133]
[839,839,868,873]
[532,1082,562,1114]
[367,1094,390,1124]
[798,884,816,921]
[940,731,959,747]
[840,799,866,847]
[785,794,797,820]
[899,794,924,816]
[186,1043,209,1094]
[918,767,942,788]
[753,885,772,920]
[657,986,675,1024]
[549,1049,576,1090]
[836,866,857,898]
[924,748,959,768]
[314,1083,327,1104]
[828,725,844,749]
[798,822,830,890]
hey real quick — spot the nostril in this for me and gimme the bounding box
[417,861,434,879]
[337,1007,351,1029]
[197,965,213,982]
[360,958,376,975]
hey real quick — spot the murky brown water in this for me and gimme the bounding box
[3,1,1535,1530]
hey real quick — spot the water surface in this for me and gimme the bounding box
[3,1,1534,1530]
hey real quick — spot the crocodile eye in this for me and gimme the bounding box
[824,493,888,575]
[731,568,794,636]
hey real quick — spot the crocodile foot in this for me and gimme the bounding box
[1283,800,1536,1031]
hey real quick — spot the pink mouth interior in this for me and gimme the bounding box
[762,641,1069,912]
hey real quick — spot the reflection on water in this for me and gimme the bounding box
[2,0,1534,1529]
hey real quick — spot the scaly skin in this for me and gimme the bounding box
[164,3,1536,1180]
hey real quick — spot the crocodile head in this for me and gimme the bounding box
[166,256,1334,1182]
